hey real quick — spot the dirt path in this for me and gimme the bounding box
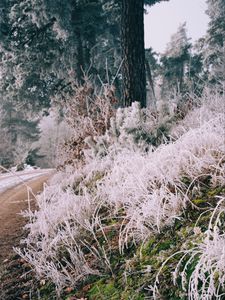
[0,173,53,300]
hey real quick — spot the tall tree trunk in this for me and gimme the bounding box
[72,4,85,84]
[76,30,85,84]
[121,0,146,107]
[178,62,184,93]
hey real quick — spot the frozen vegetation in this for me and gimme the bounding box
[0,0,224,298]
[16,89,225,299]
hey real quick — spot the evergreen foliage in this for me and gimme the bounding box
[204,0,225,83]
[160,23,191,97]
[0,0,122,167]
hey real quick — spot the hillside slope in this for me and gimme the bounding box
[17,91,225,299]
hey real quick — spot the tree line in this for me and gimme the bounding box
[0,0,224,167]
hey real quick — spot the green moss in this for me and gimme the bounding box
[192,198,206,205]
[207,186,225,197]
[157,239,173,251]
[37,282,57,300]
[141,237,156,256]
[88,279,121,299]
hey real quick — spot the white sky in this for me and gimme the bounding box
[144,0,209,53]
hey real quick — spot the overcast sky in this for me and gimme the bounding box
[144,0,209,53]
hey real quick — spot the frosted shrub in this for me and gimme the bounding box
[61,83,178,166]
[99,114,224,248]
[85,101,172,161]
[17,92,225,293]
[57,78,115,167]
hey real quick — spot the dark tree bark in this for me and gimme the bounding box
[76,29,85,84]
[72,4,85,84]
[121,0,146,107]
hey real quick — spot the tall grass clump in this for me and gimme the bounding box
[153,197,225,300]
[183,197,225,300]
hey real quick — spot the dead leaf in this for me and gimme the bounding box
[65,286,74,293]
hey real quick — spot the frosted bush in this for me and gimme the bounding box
[99,114,224,248]
[58,79,115,167]
[84,101,172,161]
[17,92,225,292]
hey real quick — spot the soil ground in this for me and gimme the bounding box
[0,173,52,300]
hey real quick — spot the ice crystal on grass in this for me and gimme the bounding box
[166,198,225,300]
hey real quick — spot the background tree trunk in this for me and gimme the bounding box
[121,0,146,107]
[145,58,156,107]
[76,30,85,84]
